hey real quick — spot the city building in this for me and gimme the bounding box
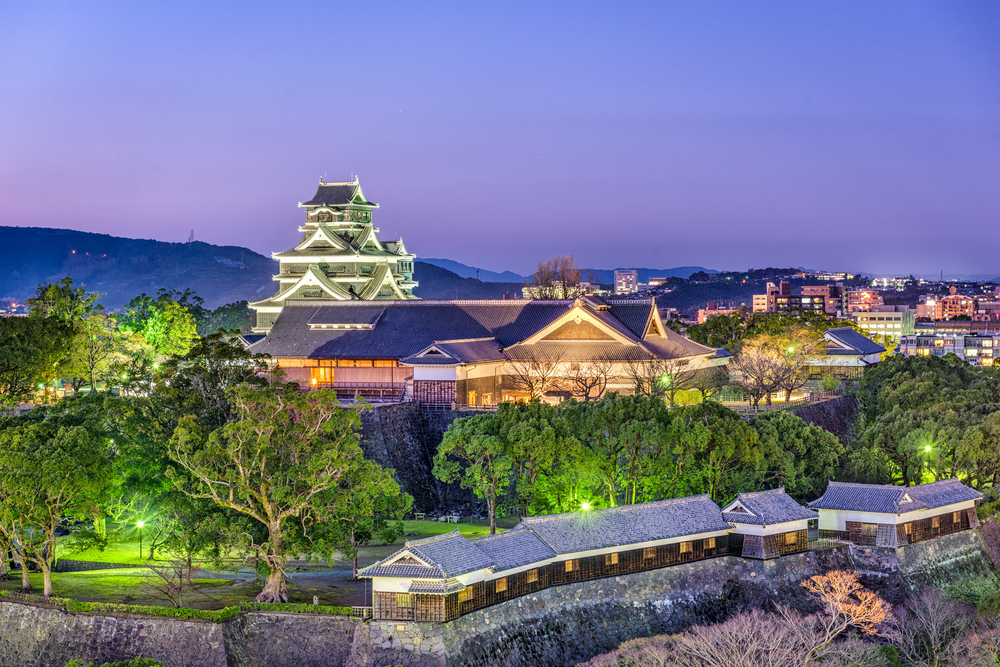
[753,282,829,314]
[852,306,915,340]
[916,287,976,321]
[804,271,854,281]
[846,290,883,313]
[647,277,669,287]
[247,296,731,404]
[697,306,740,324]
[810,479,981,548]
[249,178,418,333]
[871,277,910,290]
[358,479,980,622]
[898,333,998,366]
[614,270,638,295]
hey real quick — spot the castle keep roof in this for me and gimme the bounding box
[300,180,377,208]
[808,479,982,514]
[722,488,816,526]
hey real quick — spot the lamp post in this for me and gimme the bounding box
[137,521,144,559]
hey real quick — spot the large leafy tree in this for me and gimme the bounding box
[167,385,369,602]
[433,413,512,534]
[0,402,112,597]
[118,290,199,358]
[25,277,104,322]
[750,411,844,501]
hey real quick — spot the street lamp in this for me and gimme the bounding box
[581,502,591,511]
[137,521,144,559]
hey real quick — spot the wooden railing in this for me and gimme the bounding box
[728,388,844,418]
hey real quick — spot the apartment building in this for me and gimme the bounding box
[614,270,638,295]
[898,333,999,366]
[853,306,915,341]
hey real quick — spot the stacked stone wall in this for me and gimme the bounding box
[2,530,995,667]
[789,394,860,445]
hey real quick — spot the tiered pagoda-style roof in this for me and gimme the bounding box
[250,178,418,333]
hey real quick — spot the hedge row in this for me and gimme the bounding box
[239,601,353,616]
[0,590,72,607]
[2,591,355,621]
[64,600,241,623]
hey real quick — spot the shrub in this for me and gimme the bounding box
[65,600,241,623]
[239,601,352,616]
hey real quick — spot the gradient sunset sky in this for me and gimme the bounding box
[1,1,997,276]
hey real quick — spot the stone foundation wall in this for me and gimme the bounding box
[789,394,860,445]
[3,529,996,667]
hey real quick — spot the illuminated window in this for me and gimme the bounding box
[604,553,618,566]
[396,593,412,608]
[643,547,656,559]
[932,516,940,529]
[374,360,396,367]
[905,522,912,535]
[355,359,373,367]
[527,569,538,583]
[458,587,473,603]
[337,359,355,367]
[565,559,577,573]
[680,541,693,554]
[706,537,716,550]
[785,532,797,546]
[494,577,507,593]
[952,511,961,523]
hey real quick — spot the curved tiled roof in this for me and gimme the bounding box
[301,180,375,207]
[516,495,731,555]
[723,488,816,526]
[808,479,981,514]
[824,328,886,356]
[471,529,557,572]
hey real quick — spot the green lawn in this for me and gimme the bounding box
[58,539,151,565]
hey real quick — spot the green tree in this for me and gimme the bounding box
[64,314,134,394]
[322,459,411,579]
[118,291,199,358]
[167,385,368,602]
[0,403,112,597]
[433,413,513,534]
[666,401,765,503]
[25,277,104,322]
[750,411,844,501]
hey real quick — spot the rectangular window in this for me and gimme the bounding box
[373,360,396,367]
[337,359,355,367]
[458,587,473,603]
[953,511,962,524]
[494,577,507,593]
[396,594,412,608]
[643,547,656,559]
[355,359,373,367]
[680,541,693,554]
[932,516,940,529]
[706,537,716,550]
[527,569,538,583]
[565,560,577,573]
[785,532,798,546]
[905,522,913,535]
[605,553,618,566]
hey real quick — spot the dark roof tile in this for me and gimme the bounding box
[723,488,816,526]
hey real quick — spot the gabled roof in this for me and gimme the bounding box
[808,479,982,514]
[824,328,886,356]
[722,488,816,526]
[300,178,377,208]
[516,495,731,555]
[359,530,494,580]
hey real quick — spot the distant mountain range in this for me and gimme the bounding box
[0,227,524,308]
[420,258,719,284]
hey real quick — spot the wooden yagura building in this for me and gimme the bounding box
[247,295,730,403]
[722,488,816,559]
[249,178,417,334]
[809,479,982,548]
[359,494,734,622]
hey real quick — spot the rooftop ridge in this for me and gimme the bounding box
[519,494,716,524]
[434,337,499,344]
[405,529,463,548]
[738,487,786,498]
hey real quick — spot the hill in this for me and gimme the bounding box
[0,227,528,308]
[420,258,527,283]
[413,262,523,299]
[0,226,278,310]
[589,266,719,283]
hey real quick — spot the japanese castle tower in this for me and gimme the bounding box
[250,178,418,332]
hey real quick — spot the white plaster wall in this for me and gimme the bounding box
[817,501,974,531]
[729,519,810,537]
[412,367,459,381]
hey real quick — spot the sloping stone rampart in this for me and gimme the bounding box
[0,529,994,667]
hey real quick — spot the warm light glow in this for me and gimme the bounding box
[925,446,932,452]
[581,502,590,511]
[788,346,795,353]
[137,521,144,528]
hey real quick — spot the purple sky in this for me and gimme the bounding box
[1,1,998,277]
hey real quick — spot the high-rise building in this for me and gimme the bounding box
[250,178,418,333]
[614,270,638,295]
